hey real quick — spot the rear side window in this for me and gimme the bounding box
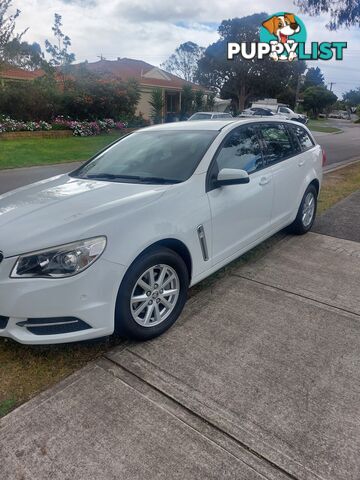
[260,124,295,165]
[215,126,263,174]
[289,125,314,151]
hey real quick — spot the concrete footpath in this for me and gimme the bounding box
[1,203,360,479]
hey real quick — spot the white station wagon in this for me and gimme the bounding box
[0,119,324,344]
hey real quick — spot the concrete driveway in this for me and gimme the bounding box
[1,226,360,479]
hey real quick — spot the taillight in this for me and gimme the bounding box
[322,148,327,167]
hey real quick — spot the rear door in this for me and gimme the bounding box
[207,124,274,265]
[258,122,302,229]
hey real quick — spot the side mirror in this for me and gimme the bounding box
[215,168,250,187]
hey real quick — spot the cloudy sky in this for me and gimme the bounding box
[12,0,360,97]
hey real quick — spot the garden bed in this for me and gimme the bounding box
[0,130,73,140]
[0,127,137,141]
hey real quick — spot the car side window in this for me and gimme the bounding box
[260,123,295,165]
[215,126,263,174]
[289,125,314,151]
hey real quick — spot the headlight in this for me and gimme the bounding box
[11,236,107,278]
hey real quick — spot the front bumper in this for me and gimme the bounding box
[0,256,126,344]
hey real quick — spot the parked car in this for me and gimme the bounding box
[328,111,350,120]
[251,101,308,124]
[0,119,324,344]
[188,112,233,120]
[239,107,280,117]
[276,106,308,124]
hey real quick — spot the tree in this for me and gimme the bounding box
[196,14,306,112]
[205,93,215,111]
[45,13,75,67]
[180,85,194,119]
[303,85,337,118]
[161,42,204,83]
[2,39,45,69]
[194,90,205,111]
[295,0,360,29]
[0,0,23,62]
[149,88,164,124]
[343,87,360,108]
[303,67,325,89]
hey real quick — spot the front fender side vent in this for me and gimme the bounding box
[197,225,209,261]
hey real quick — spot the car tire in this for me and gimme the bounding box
[115,247,189,341]
[287,184,318,235]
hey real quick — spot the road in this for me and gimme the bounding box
[313,119,360,169]
[0,120,359,195]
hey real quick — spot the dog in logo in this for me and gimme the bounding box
[262,13,300,61]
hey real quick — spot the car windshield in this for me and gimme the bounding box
[72,130,217,184]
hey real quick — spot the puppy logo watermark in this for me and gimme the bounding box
[228,12,347,62]
[261,13,306,62]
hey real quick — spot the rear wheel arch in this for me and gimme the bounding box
[309,178,320,196]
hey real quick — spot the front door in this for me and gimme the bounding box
[207,125,274,265]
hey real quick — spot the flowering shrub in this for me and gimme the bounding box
[0,116,52,133]
[0,116,127,137]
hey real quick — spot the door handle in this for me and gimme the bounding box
[259,177,270,186]
[298,159,306,166]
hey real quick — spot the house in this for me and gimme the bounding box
[0,58,208,121]
[68,58,207,121]
[0,64,43,85]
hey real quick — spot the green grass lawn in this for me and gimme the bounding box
[0,125,341,171]
[0,133,122,170]
[308,119,342,134]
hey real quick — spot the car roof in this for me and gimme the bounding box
[137,118,310,133]
[141,119,236,131]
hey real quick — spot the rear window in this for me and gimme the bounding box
[289,124,314,151]
[260,124,295,165]
[213,113,232,119]
[189,113,212,120]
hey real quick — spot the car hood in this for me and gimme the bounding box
[0,174,167,257]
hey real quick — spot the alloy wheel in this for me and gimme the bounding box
[130,264,180,327]
[302,191,315,228]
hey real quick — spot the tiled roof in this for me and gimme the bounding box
[69,58,205,90]
[0,58,207,91]
[0,65,44,81]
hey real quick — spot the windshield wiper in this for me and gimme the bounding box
[83,173,180,184]
[137,176,181,184]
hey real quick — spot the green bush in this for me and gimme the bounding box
[0,70,141,122]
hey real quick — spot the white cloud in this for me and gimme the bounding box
[10,0,360,97]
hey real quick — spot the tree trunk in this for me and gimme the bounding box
[238,83,247,112]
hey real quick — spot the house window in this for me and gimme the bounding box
[166,94,178,113]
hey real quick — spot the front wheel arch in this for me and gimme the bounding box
[127,238,192,283]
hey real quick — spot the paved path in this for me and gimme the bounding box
[2,231,360,479]
[313,189,360,242]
